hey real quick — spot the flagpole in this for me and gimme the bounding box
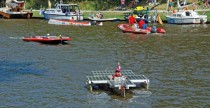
[24,0,26,9]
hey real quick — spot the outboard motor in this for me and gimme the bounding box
[90,21,97,25]
[151,26,157,33]
[200,18,204,24]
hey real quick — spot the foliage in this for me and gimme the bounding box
[25,0,136,10]
[25,0,207,10]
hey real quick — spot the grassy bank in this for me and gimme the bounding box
[32,10,210,22]
[32,0,210,21]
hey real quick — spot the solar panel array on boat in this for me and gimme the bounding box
[126,75,147,80]
[87,75,109,81]
[86,75,148,85]
[92,70,135,76]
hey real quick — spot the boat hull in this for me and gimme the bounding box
[48,19,103,26]
[44,14,84,20]
[22,36,72,44]
[166,16,207,24]
[88,17,120,22]
[9,13,33,19]
[0,8,33,19]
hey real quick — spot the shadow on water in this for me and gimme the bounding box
[0,61,45,82]
[24,41,71,45]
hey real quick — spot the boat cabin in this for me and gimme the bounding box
[43,3,83,20]
[172,10,199,17]
[47,3,81,14]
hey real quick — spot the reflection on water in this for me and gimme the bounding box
[0,19,210,107]
[0,61,45,82]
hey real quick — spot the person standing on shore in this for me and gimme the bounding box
[169,0,173,11]
[192,0,197,10]
[121,0,125,8]
[204,0,209,8]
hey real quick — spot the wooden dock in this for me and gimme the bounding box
[0,11,10,18]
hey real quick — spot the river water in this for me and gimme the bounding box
[0,19,210,107]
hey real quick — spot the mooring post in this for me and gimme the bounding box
[123,89,125,98]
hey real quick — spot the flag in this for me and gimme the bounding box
[157,14,163,26]
[115,63,121,71]
[48,0,51,8]
[117,64,121,70]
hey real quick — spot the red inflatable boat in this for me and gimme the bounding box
[118,24,166,34]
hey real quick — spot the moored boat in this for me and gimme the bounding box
[88,17,120,22]
[22,35,72,44]
[0,0,33,19]
[118,24,166,34]
[48,19,103,26]
[165,10,207,24]
[88,12,120,22]
[42,3,83,20]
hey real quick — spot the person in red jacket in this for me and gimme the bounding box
[128,14,136,26]
[138,19,145,29]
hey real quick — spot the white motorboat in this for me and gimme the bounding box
[42,3,83,20]
[0,0,33,19]
[165,10,207,24]
[88,16,120,22]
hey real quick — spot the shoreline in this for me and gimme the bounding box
[30,9,210,23]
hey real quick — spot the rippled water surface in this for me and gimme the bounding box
[0,19,210,107]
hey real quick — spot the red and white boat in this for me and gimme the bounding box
[48,19,103,26]
[22,35,72,44]
[118,24,166,34]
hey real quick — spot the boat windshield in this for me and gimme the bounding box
[185,11,191,16]
[61,5,70,13]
